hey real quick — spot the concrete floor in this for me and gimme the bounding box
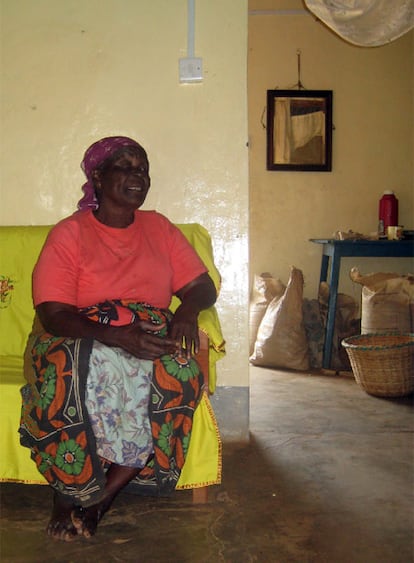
[1,366,413,562]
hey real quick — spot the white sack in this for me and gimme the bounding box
[250,267,310,371]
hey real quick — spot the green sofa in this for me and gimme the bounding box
[0,223,225,497]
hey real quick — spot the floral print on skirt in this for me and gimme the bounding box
[85,342,154,468]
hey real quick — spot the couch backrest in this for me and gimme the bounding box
[0,223,221,359]
[0,226,53,358]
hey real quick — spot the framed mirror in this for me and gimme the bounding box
[266,90,333,171]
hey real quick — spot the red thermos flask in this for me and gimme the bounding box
[378,191,398,235]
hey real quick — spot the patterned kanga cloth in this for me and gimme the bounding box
[19,301,204,507]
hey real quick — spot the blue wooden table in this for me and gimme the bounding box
[310,238,414,369]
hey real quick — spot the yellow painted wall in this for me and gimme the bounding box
[0,0,249,388]
[249,1,414,302]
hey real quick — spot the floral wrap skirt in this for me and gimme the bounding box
[19,300,205,507]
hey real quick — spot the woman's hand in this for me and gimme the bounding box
[115,321,178,360]
[169,304,200,359]
[170,273,217,358]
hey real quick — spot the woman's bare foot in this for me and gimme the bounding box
[47,492,79,542]
[70,463,140,538]
[71,501,109,538]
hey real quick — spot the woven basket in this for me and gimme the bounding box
[341,333,414,397]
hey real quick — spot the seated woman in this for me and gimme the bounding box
[19,136,218,541]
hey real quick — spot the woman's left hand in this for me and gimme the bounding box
[169,304,200,358]
[170,273,217,358]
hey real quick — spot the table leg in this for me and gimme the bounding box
[322,252,341,369]
[319,254,329,283]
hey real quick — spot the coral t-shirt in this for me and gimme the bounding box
[33,210,208,309]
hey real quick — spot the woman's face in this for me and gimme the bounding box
[94,148,151,211]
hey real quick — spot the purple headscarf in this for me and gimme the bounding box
[77,136,145,211]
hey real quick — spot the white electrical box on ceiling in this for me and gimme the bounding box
[179,57,203,83]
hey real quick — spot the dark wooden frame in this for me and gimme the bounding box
[266,90,333,172]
